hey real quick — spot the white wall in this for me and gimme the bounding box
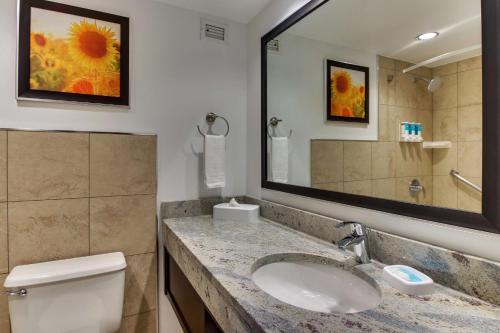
[0,0,247,203]
[247,0,500,262]
[267,32,378,186]
[1,1,248,332]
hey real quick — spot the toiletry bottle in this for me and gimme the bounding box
[409,123,416,141]
[404,122,410,141]
[401,122,407,141]
[417,123,423,141]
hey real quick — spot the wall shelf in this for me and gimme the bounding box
[422,141,452,149]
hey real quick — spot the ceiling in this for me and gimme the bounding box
[154,0,272,24]
[287,0,481,67]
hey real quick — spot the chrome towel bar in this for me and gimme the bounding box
[450,169,482,193]
[267,117,292,138]
[197,112,229,137]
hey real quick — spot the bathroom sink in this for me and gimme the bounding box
[251,260,381,314]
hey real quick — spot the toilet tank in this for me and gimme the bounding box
[4,252,127,333]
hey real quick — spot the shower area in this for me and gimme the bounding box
[379,54,482,212]
[311,54,482,213]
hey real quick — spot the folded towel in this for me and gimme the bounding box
[271,137,288,183]
[204,134,226,188]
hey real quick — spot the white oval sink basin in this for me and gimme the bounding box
[252,260,381,314]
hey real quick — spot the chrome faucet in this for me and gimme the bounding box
[336,222,371,264]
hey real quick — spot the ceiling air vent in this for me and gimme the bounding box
[267,39,280,52]
[201,19,228,43]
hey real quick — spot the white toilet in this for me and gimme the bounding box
[4,252,127,333]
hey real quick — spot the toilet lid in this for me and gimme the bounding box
[4,252,126,288]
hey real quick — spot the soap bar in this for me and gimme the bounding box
[382,265,433,295]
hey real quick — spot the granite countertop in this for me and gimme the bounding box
[163,216,500,333]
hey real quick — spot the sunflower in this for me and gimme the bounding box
[68,78,94,95]
[331,70,352,103]
[30,33,50,54]
[68,20,118,71]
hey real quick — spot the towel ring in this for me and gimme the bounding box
[197,112,230,137]
[267,117,292,138]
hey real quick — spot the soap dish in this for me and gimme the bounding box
[382,265,433,295]
[213,203,259,222]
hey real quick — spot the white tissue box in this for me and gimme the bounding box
[213,203,259,222]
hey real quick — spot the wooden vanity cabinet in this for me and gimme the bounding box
[164,248,223,333]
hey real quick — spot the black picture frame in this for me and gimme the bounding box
[326,59,369,123]
[17,0,129,106]
[261,0,500,234]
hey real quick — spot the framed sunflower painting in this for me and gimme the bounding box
[17,0,129,106]
[326,59,369,123]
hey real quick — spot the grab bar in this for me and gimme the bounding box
[450,169,482,193]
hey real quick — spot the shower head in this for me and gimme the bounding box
[413,76,442,92]
[427,76,442,92]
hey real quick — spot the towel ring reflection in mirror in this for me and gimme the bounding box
[267,117,292,138]
[197,112,230,137]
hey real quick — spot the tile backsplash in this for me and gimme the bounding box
[0,130,157,333]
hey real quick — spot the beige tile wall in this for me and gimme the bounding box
[311,56,433,204]
[432,56,482,212]
[0,130,157,333]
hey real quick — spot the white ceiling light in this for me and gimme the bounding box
[416,32,439,41]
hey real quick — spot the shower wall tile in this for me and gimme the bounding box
[458,68,482,107]
[433,176,458,209]
[433,145,458,176]
[0,204,6,274]
[458,141,482,178]
[124,253,157,316]
[378,104,397,141]
[458,177,482,213]
[343,142,372,181]
[0,132,6,203]
[378,68,396,105]
[378,56,396,70]
[371,142,396,179]
[458,104,482,141]
[371,178,396,200]
[310,140,343,184]
[395,71,419,108]
[433,74,457,110]
[458,56,482,72]
[7,131,89,201]
[312,182,344,192]
[418,147,433,176]
[395,143,419,177]
[8,198,90,270]
[431,57,482,212]
[433,62,457,77]
[433,108,458,142]
[90,134,157,197]
[90,194,156,256]
[343,180,372,196]
[417,108,433,141]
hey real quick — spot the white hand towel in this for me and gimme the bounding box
[271,137,288,183]
[204,134,226,188]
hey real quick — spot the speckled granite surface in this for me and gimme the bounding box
[163,216,500,333]
[244,197,500,306]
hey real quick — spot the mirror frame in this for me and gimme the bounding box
[261,0,500,234]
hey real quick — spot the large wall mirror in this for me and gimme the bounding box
[261,0,500,233]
